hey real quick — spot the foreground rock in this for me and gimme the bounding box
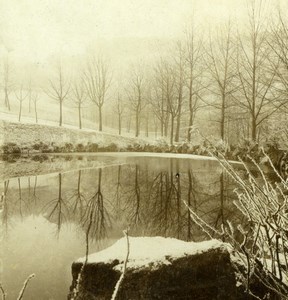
[68,237,280,300]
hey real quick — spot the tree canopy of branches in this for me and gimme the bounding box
[185,24,205,142]
[205,21,236,141]
[235,2,280,141]
[126,64,147,137]
[83,56,111,131]
[45,64,70,127]
[71,78,86,129]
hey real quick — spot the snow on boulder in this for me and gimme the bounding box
[77,236,226,270]
[68,236,277,300]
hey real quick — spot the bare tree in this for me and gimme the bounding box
[174,41,186,142]
[126,64,147,137]
[185,24,205,142]
[236,1,279,141]
[31,92,39,123]
[2,56,12,111]
[45,63,70,126]
[81,168,109,239]
[15,85,28,122]
[205,21,237,141]
[83,56,111,131]
[163,60,178,144]
[150,58,171,137]
[28,77,32,114]
[269,10,288,117]
[113,92,125,135]
[71,78,86,129]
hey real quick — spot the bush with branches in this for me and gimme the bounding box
[185,151,288,299]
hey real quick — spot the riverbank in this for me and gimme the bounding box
[0,151,240,182]
[0,120,143,152]
[0,120,283,175]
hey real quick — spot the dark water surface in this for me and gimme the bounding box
[0,154,242,299]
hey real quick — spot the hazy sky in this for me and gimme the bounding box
[0,1,247,62]
[0,0,284,76]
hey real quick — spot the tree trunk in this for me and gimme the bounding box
[118,114,122,135]
[170,116,174,145]
[99,106,102,131]
[127,115,131,133]
[5,89,10,111]
[161,95,165,137]
[135,111,139,137]
[78,104,82,129]
[175,107,181,142]
[154,122,158,138]
[187,113,193,142]
[59,100,63,126]
[220,94,225,140]
[160,121,164,137]
[18,101,22,122]
[251,117,257,141]
[34,102,38,123]
[145,115,149,137]
[164,113,169,137]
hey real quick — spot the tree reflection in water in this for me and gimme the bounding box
[31,176,39,206]
[80,168,111,240]
[44,173,70,235]
[68,170,87,218]
[17,178,23,220]
[148,171,180,237]
[1,159,242,244]
[1,181,9,235]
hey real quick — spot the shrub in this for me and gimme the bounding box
[75,143,86,153]
[87,143,98,152]
[105,142,118,152]
[32,142,42,150]
[63,143,74,153]
[2,143,21,154]
[41,143,54,153]
[186,153,288,298]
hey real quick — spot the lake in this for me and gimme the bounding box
[0,153,243,299]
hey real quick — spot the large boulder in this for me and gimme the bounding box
[68,237,280,300]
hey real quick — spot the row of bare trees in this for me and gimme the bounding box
[112,4,288,144]
[45,56,111,129]
[2,2,288,144]
[0,55,111,131]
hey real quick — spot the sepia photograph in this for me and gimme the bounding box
[1,0,288,299]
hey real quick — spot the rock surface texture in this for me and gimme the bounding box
[68,237,282,300]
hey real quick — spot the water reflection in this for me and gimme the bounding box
[81,168,112,240]
[45,173,70,235]
[1,157,241,299]
[1,162,241,241]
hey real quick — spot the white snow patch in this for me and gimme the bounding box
[77,236,228,270]
[80,151,241,165]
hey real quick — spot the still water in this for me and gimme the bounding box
[0,154,242,299]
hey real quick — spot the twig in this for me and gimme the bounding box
[17,274,35,300]
[0,283,6,300]
[111,229,130,300]
[71,210,93,299]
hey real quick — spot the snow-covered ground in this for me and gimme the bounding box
[77,236,229,270]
